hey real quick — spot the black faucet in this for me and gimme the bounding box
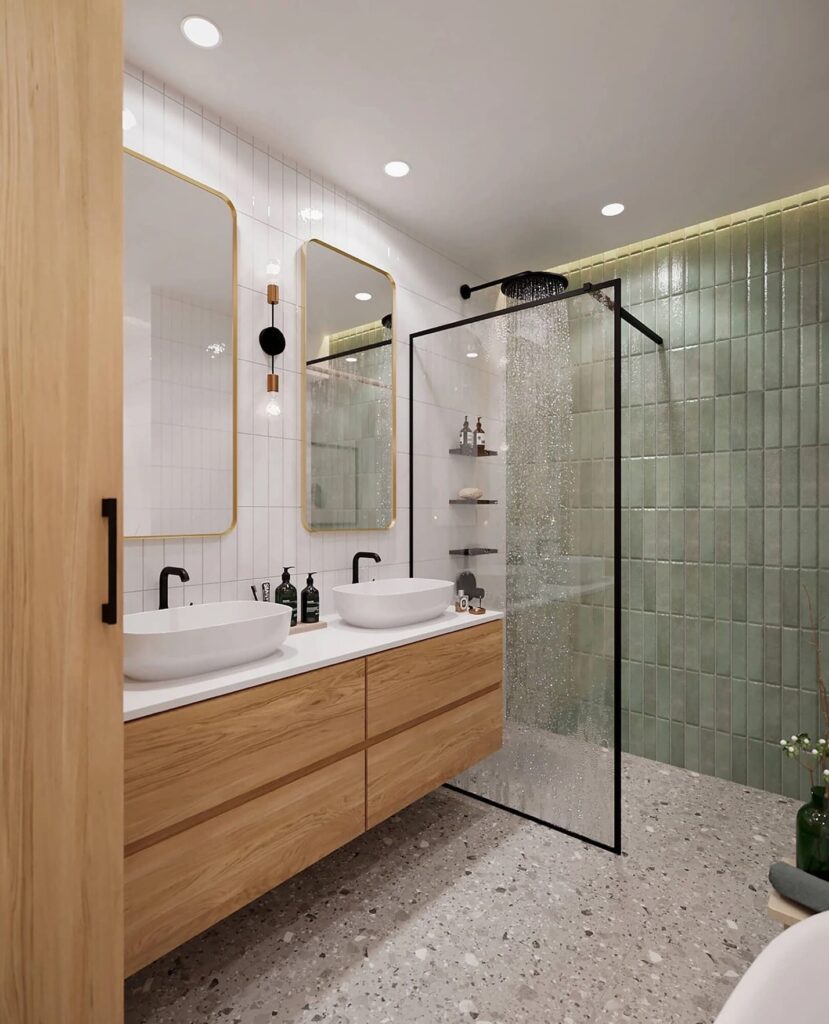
[159,566,190,610]
[352,551,381,584]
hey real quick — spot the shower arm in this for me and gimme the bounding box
[458,277,664,346]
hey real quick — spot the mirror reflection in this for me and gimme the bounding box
[123,151,236,538]
[302,240,395,531]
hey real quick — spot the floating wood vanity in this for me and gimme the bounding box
[123,615,503,975]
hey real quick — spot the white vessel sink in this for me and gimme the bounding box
[124,601,292,681]
[333,578,454,629]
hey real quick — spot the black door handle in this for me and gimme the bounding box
[101,498,117,625]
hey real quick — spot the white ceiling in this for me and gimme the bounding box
[125,0,829,279]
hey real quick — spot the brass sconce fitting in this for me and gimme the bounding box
[259,284,286,416]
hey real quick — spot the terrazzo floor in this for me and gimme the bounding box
[125,754,797,1024]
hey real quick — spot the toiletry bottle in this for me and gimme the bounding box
[301,572,320,624]
[275,566,298,626]
[458,415,471,453]
[474,416,486,455]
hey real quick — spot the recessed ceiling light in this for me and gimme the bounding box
[466,351,479,359]
[299,207,323,222]
[345,356,358,363]
[354,292,372,301]
[181,15,222,47]
[122,108,136,131]
[384,160,410,178]
[601,202,625,217]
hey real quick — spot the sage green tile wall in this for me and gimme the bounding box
[557,187,829,798]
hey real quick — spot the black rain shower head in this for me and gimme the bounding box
[500,271,569,302]
[459,269,569,303]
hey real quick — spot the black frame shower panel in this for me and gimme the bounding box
[408,279,625,855]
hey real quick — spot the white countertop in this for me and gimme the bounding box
[123,608,504,722]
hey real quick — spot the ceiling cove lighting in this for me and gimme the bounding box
[345,356,358,363]
[122,108,137,131]
[601,202,625,217]
[181,15,222,48]
[384,160,410,178]
[354,292,372,301]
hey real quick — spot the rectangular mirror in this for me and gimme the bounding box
[302,240,396,531]
[123,149,236,538]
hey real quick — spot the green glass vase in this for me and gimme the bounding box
[796,785,829,881]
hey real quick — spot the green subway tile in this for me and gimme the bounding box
[766,272,782,330]
[801,264,819,325]
[656,717,671,763]
[764,450,781,505]
[695,671,716,729]
[781,570,800,628]
[643,713,657,759]
[765,332,782,388]
[781,388,799,446]
[731,508,747,564]
[670,668,686,720]
[801,385,818,443]
[764,509,781,565]
[801,447,817,506]
[764,389,781,446]
[700,454,715,506]
[670,721,685,767]
[802,325,819,385]
[671,614,685,667]
[747,508,764,564]
[685,509,700,562]
[716,674,732,731]
[764,568,781,625]
[700,564,715,615]
[715,509,731,562]
[747,681,764,738]
[685,617,700,671]
[764,682,782,741]
[782,268,801,329]
[643,664,656,715]
[715,337,731,394]
[765,626,782,684]
[699,398,715,452]
[780,685,798,739]
[685,670,700,725]
[731,221,747,280]
[781,630,800,688]
[800,509,817,567]
[747,621,765,678]
[801,202,819,263]
[732,737,747,784]
[715,395,731,450]
[715,227,731,284]
[684,724,700,771]
[628,712,643,756]
[700,339,715,394]
[657,613,670,667]
[766,212,782,272]
[748,218,765,277]
[642,562,656,612]
[700,232,715,288]
[731,280,748,337]
[732,676,747,735]
[781,757,800,800]
[782,206,800,267]
[731,393,747,449]
[747,451,764,506]
[715,730,732,779]
[714,453,731,507]
[732,622,747,680]
[781,450,800,507]
[746,393,764,449]
[670,562,685,615]
[782,327,801,387]
[700,727,716,775]
[747,333,764,388]
[732,566,747,622]
[715,563,731,617]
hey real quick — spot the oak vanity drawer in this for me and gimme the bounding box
[366,687,503,828]
[366,619,503,738]
[125,659,365,847]
[125,752,365,975]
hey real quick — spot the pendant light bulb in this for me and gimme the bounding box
[265,395,282,418]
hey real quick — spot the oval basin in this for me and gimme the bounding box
[333,578,454,629]
[124,601,292,681]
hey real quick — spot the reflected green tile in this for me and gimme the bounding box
[747,738,765,789]
[747,621,765,677]
[732,622,747,680]
[700,232,715,288]
[765,626,782,684]
[716,622,731,677]
[781,388,799,446]
[801,385,818,443]
[800,509,817,567]
[747,333,764,389]
[766,272,782,330]
[643,664,656,715]
[765,332,782,387]
[670,721,685,767]
[781,449,799,506]
[685,617,700,671]
[766,212,782,272]
[731,393,747,449]
[656,717,671,762]
[732,566,747,622]
[731,280,747,337]
[748,277,765,334]
[732,676,747,735]
[747,393,764,448]
[700,619,715,674]
[781,628,800,686]
[731,508,746,564]
[731,221,748,280]
[764,389,781,446]
[782,268,800,329]
[764,743,782,794]
[764,568,781,625]
[764,682,781,740]
[732,738,747,784]
[643,713,657,759]
[700,509,715,562]
[747,450,764,506]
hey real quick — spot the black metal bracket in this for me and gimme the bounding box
[584,281,663,345]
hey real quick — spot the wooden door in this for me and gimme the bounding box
[0,1,124,1022]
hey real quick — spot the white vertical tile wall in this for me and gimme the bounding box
[122,67,482,615]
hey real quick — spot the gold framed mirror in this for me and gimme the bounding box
[301,239,396,532]
[123,149,237,539]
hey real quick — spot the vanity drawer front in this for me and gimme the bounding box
[366,687,503,828]
[125,659,365,847]
[366,620,503,737]
[125,752,365,976]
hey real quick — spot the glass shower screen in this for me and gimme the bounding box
[410,282,621,852]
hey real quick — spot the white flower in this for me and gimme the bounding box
[780,739,787,746]
[812,749,819,755]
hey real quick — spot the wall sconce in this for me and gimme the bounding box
[258,283,286,417]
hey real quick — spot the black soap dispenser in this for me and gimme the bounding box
[275,566,297,626]
[301,572,320,624]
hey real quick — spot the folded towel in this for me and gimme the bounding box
[769,861,829,912]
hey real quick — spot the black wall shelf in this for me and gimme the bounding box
[449,498,498,505]
[449,547,499,556]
